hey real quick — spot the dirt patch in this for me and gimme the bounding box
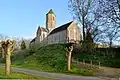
[95,67,120,80]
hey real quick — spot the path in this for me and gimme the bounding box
[0,65,102,80]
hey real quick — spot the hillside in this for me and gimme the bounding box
[1,44,120,78]
[11,44,68,72]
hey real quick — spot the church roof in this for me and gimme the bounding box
[40,27,48,32]
[30,37,36,43]
[37,26,48,32]
[49,21,73,35]
[46,9,56,16]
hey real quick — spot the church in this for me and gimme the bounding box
[30,9,82,46]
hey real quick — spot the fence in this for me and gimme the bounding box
[71,58,101,70]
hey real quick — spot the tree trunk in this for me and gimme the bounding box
[67,45,73,72]
[67,51,72,71]
[5,49,11,76]
[2,48,4,58]
[109,40,112,48]
[82,16,86,41]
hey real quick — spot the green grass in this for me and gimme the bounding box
[1,44,95,76]
[0,68,54,80]
[11,44,68,72]
[75,51,120,68]
[66,69,94,76]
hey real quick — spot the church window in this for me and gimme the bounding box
[53,17,54,21]
[74,29,76,40]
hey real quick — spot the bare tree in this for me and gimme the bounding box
[1,40,15,76]
[98,0,120,46]
[68,0,94,41]
[0,34,9,40]
[66,45,73,71]
[68,0,107,43]
[105,23,120,47]
[99,0,120,25]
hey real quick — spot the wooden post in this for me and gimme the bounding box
[83,60,85,64]
[90,60,92,65]
[77,58,78,64]
[99,61,100,67]
[71,57,73,63]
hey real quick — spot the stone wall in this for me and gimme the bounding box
[46,13,56,32]
[47,30,67,44]
[30,21,82,48]
[36,31,48,44]
[67,22,82,43]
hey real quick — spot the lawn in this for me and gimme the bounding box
[0,68,55,80]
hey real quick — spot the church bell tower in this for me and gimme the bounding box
[46,9,56,32]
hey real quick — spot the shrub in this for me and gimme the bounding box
[20,40,26,50]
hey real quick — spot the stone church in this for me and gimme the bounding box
[30,9,82,45]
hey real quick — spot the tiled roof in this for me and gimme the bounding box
[49,21,73,35]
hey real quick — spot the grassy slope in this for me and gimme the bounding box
[10,44,95,76]
[3,44,118,78]
[13,44,67,72]
[0,68,54,80]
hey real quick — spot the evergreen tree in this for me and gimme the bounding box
[85,30,94,52]
[20,40,26,50]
